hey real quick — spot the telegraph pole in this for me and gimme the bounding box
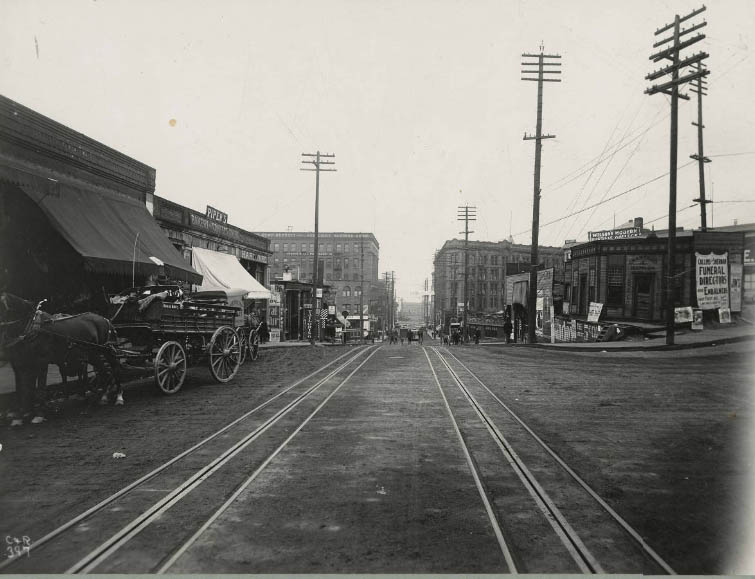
[359,240,365,344]
[391,271,396,331]
[646,6,708,346]
[690,61,711,231]
[522,44,560,344]
[457,205,476,343]
[301,151,336,345]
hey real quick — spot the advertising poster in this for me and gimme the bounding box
[718,308,732,324]
[696,252,729,310]
[730,263,743,312]
[692,309,704,331]
[674,306,693,324]
[587,302,603,323]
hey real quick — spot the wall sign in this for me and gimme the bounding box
[206,205,228,223]
[588,227,643,241]
[587,302,603,323]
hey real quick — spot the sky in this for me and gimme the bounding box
[1,0,754,301]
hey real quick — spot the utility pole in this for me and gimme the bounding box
[522,44,561,345]
[646,6,708,346]
[690,61,711,231]
[359,240,365,344]
[457,205,477,343]
[301,151,336,345]
[383,271,391,336]
[391,271,396,331]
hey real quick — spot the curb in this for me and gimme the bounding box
[480,333,755,352]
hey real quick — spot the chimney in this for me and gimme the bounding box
[634,217,644,230]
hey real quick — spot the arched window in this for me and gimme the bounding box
[344,286,351,297]
[355,286,361,296]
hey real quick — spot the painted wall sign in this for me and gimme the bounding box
[588,227,643,241]
[696,252,729,310]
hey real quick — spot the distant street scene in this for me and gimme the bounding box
[1,0,754,575]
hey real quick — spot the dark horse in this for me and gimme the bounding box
[0,293,123,424]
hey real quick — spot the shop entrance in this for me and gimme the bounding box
[633,273,654,319]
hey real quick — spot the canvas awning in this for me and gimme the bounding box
[191,246,271,300]
[2,166,202,284]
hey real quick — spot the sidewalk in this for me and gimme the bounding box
[489,321,755,352]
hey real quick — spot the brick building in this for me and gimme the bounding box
[259,231,380,316]
[433,238,563,326]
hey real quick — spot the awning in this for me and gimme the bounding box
[191,246,271,300]
[2,165,201,284]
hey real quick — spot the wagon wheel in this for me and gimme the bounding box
[249,329,260,361]
[154,340,187,395]
[236,326,248,365]
[209,326,241,383]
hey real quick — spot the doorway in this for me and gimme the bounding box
[633,274,654,319]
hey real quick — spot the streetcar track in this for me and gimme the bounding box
[0,346,369,574]
[421,347,517,573]
[66,345,378,574]
[429,346,602,574]
[157,345,383,573]
[439,346,676,575]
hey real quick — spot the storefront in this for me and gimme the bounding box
[563,229,745,322]
[504,267,563,341]
[0,95,201,312]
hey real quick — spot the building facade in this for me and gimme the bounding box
[433,238,564,325]
[151,196,271,286]
[0,95,199,313]
[563,229,745,322]
[259,231,380,316]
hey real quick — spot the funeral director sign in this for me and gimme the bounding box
[696,252,729,309]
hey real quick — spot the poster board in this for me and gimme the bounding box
[674,306,693,324]
[587,302,603,323]
[718,308,732,324]
[696,252,729,310]
[692,309,704,331]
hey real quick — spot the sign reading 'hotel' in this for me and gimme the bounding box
[588,227,643,241]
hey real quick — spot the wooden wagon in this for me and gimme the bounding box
[109,286,243,395]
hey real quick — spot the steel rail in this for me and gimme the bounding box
[0,345,363,573]
[421,347,518,573]
[431,347,601,574]
[65,345,376,574]
[157,345,383,573]
[443,348,677,575]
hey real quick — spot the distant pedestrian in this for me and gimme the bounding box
[474,328,481,345]
[418,329,424,344]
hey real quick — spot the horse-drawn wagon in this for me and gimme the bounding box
[110,286,246,395]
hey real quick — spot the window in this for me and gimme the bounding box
[344,286,351,297]
[355,286,362,296]
[336,244,342,252]
[283,243,288,252]
[606,265,624,306]
[274,243,280,252]
[344,258,349,268]
[344,244,350,253]
[310,243,314,252]
[354,273,359,281]
[327,244,333,252]
[290,243,296,252]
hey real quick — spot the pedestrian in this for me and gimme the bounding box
[474,328,480,345]
[503,317,513,344]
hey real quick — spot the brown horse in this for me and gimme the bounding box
[0,293,123,424]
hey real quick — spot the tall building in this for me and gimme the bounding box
[433,238,563,324]
[259,231,379,315]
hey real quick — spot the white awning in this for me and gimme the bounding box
[191,246,271,300]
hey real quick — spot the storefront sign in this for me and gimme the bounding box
[696,252,729,310]
[674,306,693,324]
[206,205,228,223]
[588,227,643,241]
[587,302,603,323]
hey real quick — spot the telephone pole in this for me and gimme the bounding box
[690,61,711,231]
[646,6,708,346]
[301,151,336,345]
[359,240,365,344]
[522,44,561,344]
[457,205,476,343]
